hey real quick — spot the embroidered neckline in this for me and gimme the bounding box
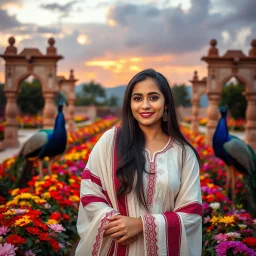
[144,137,173,162]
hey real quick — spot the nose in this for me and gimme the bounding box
[141,99,150,109]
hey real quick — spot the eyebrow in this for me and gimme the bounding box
[132,92,161,97]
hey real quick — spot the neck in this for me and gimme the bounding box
[138,121,165,141]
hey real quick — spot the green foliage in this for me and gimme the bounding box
[220,83,247,119]
[171,84,191,107]
[17,80,45,115]
[106,95,119,107]
[76,81,106,106]
[0,83,6,105]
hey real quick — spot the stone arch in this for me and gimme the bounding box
[0,37,63,149]
[191,38,256,150]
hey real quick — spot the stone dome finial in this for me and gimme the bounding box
[47,37,57,55]
[249,38,256,57]
[193,70,198,81]
[4,37,17,55]
[69,69,74,80]
[48,37,55,46]
[208,39,219,57]
[9,37,15,46]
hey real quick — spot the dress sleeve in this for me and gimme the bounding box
[141,147,202,256]
[75,129,120,256]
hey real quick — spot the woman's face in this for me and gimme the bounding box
[131,78,166,128]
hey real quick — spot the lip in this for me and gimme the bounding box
[139,112,154,118]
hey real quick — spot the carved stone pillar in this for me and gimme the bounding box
[67,98,75,132]
[3,91,19,147]
[206,93,221,146]
[43,92,56,128]
[191,98,200,133]
[245,93,256,150]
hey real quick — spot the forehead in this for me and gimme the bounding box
[132,78,162,94]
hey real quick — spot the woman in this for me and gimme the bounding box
[75,69,202,256]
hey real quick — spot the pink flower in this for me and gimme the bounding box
[48,224,66,233]
[0,243,17,256]
[214,233,228,243]
[0,227,10,236]
[25,250,36,256]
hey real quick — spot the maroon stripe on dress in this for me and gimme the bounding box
[81,195,108,207]
[163,212,181,256]
[107,240,115,256]
[103,189,113,208]
[176,202,203,217]
[82,168,102,187]
[113,127,129,256]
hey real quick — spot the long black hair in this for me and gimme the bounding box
[116,68,200,210]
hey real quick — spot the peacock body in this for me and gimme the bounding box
[17,101,67,186]
[213,106,256,214]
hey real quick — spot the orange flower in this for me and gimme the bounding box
[6,234,26,245]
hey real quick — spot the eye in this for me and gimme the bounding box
[133,96,141,101]
[150,95,159,101]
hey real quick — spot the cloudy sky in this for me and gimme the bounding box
[0,0,255,87]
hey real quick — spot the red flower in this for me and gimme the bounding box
[62,214,70,220]
[49,239,60,252]
[50,212,61,221]
[26,227,40,235]
[6,234,26,245]
[243,237,256,248]
[34,220,48,231]
[39,233,51,241]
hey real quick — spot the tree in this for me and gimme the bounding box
[106,95,119,107]
[17,80,44,115]
[220,82,246,119]
[0,84,6,105]
[171,84,191,107]
[76,81,106,106]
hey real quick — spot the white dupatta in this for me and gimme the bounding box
[76,127,202,256]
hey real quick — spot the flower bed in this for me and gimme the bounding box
[0,122,255,255]
[183,116,245,131]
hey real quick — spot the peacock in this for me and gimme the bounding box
[213,105,256,214]
[17,101,67,187]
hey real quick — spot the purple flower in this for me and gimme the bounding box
[216,241,256,256]
[0,226,10,236]
[0,243,18,256]
[25,250,36,256]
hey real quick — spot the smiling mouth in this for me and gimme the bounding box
[139,112,154,118]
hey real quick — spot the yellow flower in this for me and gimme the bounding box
[44,156,50,162]
[49,186,57,191]
[207,183,214,188]
[210,216,219,225]
[69,195,80,202]
[35,181,44,188]
[3,209,15,215]
[69,178,75,184]
[11,188,20,197]
[20,193,33,200]
[33,198,46,204]
[219,215,235,227]
[19,201,32,207]
[42,192,51,199]
[14,216,31,227]
[46,219,58,225]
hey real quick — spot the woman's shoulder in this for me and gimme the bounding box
[172,139,197,159]
[98,126,117,144]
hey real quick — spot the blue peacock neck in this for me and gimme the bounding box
[52,107,66,138]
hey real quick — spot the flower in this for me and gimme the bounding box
[243,237,256,248]
[0,226,10,236]
[238,224,247,230]
[210,216,219,225]
[46,219,58,225]
[26,227,40,235]
[48,224,66,233]
[216,241,256,256]
[25,250,36,256]
[0,243,18,256]
[6,234,26,245]
[214,233,228,243]
[14,216,31,227]
[209,202,220,210]
[226,232,241,239]
[218,215,235,227]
